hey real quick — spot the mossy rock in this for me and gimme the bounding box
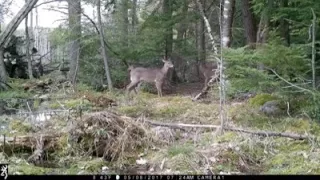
[249,93,278,107]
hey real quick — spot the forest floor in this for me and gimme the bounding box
[1,78,320,175]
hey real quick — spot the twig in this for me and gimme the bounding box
[286,101,292,118]
[34,0,57,8]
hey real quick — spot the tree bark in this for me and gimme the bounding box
[163,0,173,58]
[67,0,81,83]
[131,0,138,34]
[256,0,273,44]
[120,0,129,47]
[0,23,7,84]
[196,0,206,61]
[25,0,33,79]
[241,0,257,47]
[0,48,6,83]
[221,0,235,48]
[176,0,189,52]
[97,0,113,90]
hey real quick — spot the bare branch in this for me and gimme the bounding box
[265,67,315,95]
[144,119,316,141]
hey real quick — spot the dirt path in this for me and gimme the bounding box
[166,82,205,97]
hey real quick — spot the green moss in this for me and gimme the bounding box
[215,132,238,143]
[49,102,60,109]
[152,105,189,118]
[310,122,320,136]
[211,150,240,173]
[262,139,318,174]
[72,158,108,173]
[240,142,265,161]
[8,120,33,135]
[76,83,94,92]
[265,153,308,174]
[229,105,270,128]
[285,118,310,133]
[64,99,84,108]
[9,162,52,175]
[117,105,150,117]
[249,93,278,107]
[167,144,195,157]
[53,134,70,156]
[49,99,91,109]
[33,99,41,110]
[0,90,32,99]
[275,140,310,152]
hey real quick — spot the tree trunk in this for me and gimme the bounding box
[0,48,6,83]
[256,0,273,70]
[25,0,33,79]
[67,0,81,83]
[35,7,39,48]
[279,0,290,46]
[256,0,273,44]
[0,23,6,84]
[176,0,189,52]
[131,0,138,34]
[163,0,173,58]
[241,0,257,47]
[97,0,113,90]
[221,0,235,48]
[120,0,129,47]
[0,0,39,83]
[195,0,227,135]
[196,0,206,61]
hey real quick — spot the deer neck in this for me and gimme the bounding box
[161,65,170,75]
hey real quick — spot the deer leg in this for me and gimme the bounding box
[204,77,209,87]
[126,81,140,95]
[134,82,142,94]
[155,81,163,97]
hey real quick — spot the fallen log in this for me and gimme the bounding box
[142,119,316,141]
[0,133,62,154]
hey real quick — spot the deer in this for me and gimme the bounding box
[198,61,219,89]
[126,57,174,97]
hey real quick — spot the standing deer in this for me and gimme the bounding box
[198,61,219,89]
[126,57,174,97]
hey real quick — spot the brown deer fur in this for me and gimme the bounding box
[126,58,174,97]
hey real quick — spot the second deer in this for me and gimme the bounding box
[199,61,219,89]
[126,57,174,97]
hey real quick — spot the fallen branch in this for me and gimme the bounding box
[143,119,316,141]
[192,73,219,101]
[0,133,62,153]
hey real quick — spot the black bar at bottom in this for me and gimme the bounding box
[4,175,320,180]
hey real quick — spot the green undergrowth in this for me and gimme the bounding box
[264,140,320,174]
